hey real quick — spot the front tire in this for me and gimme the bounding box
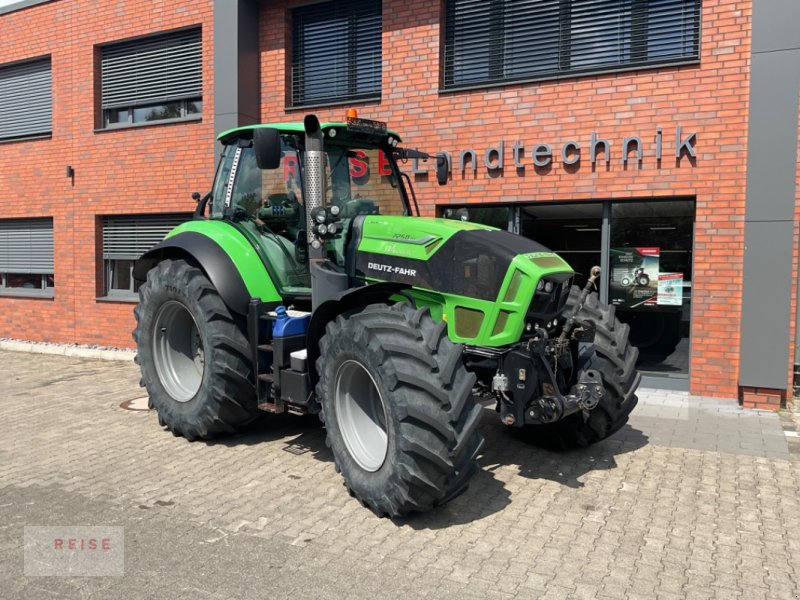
[133,259,258,441]
[518,287,640,450]
[316,303,484,517]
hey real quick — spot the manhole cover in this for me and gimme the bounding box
[120,397,150,411]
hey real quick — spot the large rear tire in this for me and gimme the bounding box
[133,259,258,441]
[518,287,640,450]
[315,303,484,518]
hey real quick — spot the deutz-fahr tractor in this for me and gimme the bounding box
[133,113,640,517]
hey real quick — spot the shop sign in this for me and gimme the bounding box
[411,126,697,176]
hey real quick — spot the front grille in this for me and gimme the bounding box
[526,275,572,329]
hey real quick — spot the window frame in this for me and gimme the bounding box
[0,273,54,298]
[103,258,138,300]
[101,99,202,130]
[441,0,702,93]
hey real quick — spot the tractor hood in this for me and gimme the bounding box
[352,216,573,302]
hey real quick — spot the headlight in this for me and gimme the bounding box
[544,281,554,293]
[315,210,327,224]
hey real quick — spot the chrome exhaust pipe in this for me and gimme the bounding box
[303,114,325,257]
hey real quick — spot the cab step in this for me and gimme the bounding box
[257,400,284,414]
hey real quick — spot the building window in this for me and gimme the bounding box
[443,0,701,90]
[0,218,54,297]
[101,214,190,298]
[100,28,202,128]
[291,0,382,107]
[0,57,52,141]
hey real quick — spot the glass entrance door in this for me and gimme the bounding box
[610,200,693,377]
[520,203,603,289]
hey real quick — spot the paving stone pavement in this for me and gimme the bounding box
[2,349,800,599]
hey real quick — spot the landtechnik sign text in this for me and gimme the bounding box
[413,126,697,176]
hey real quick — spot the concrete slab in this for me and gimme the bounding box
[630,388,791,459]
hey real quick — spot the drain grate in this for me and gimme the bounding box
[120,397,150,411]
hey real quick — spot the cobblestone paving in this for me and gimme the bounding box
[2,350,800,599]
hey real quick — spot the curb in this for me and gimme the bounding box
[0,340,135,362]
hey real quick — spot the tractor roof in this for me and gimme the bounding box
[217,122,402,145]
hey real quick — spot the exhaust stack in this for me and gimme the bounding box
[303,114,325,257]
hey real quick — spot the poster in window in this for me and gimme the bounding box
[657,273,684,306]
[610,247,659,309]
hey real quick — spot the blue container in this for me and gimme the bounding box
[272,306,311,338]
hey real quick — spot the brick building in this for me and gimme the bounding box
[0,0,798,408]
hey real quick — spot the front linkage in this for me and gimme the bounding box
[490,267,604,427]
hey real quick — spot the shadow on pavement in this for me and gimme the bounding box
[204,413,330,456]
[201,409,648,527]
[510,424,649,488]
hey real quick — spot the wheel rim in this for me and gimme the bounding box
[152,301,204,402]
[334,360,389,472]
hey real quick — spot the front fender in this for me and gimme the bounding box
[306,282,410,386]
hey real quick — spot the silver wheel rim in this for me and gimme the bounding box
[334,360,389,472]
[153,301,204,402]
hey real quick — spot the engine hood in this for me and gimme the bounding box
[352,215,573,302]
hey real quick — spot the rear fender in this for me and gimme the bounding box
[134,231,274,316]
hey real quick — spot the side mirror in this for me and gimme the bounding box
[253,128,281,169]
[435,154,449,186]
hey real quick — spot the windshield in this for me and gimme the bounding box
[325,145,408,218]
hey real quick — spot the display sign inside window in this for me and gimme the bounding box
[657,273,684,306]
[610,247,660,309]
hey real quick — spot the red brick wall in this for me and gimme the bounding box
[0,0,215,347]
[260,0,752,399]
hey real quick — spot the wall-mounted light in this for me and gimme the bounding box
[66,166,74,179]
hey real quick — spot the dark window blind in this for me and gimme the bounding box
[0,218,54,274]
[0,58,52,140]
[444,0,700,88]
[102,214,190,260]
[101,28,202,110]
[292,0,382,106]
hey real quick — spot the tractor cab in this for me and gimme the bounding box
[209,117,415,305]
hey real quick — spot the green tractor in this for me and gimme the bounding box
[133,114,640,517]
